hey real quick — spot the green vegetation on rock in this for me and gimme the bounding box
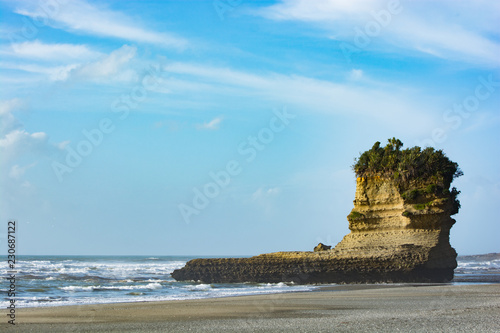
[353,138,462,186]
[414,202,432,210]
[353,138,463,215]
[348,211,365,219]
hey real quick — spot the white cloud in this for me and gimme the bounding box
[9,163,37,179]
[14,0,188,49]
[0,62,79,81]
[349,69,363,80]
[0,99,57,215]
[252,187,281,201]
[0,98,24,134]
[267,187,281,195]
[258,0,500,67]
[260,0,384,21]
[0,129,48,158]
[160,61,433,133]
[0,45,137,82]
[392,14,500,66]
[0,99,61,169]
[164,62,269,88]
[3,40,102,62]
[0,99,66,214]
[71,45,137,82]
[248,186,283,218]
[57,140,70,150]
[154,120,183,132]
[196,116,223,130]
[462,113,500,134]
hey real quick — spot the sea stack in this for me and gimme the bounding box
[172,138,462,284]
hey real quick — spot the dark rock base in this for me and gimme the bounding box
[171,254,455,284]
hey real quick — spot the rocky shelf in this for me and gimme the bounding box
[172,139,461,284]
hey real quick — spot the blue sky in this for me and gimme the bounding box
[0,0,499,256]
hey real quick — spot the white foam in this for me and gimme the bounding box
[187,284,212,291]
[16,258,187,281]
[61,282,163,292]
[61,285,94,292]
[15,257,320,308]
[18,282,319,308]
[457,259,500,272]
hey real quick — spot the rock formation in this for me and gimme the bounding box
[314,243,332,252]
[172,139,462,284]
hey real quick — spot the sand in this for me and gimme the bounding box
[3,284,499,332]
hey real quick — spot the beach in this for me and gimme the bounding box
[4,284,499,332]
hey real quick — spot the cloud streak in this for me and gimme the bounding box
[70,45,137,82]
[13,0,188,49]
[158,61,433,133]
[258,0,500,67]
[196,116,223,130]
[2,40,102,62]
[0,45,137,82]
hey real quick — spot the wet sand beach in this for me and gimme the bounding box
[3,284,499,332]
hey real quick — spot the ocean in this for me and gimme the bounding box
[3,254,499,308]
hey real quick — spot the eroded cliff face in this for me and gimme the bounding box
[171,176,457,284]
[334,176,457,278]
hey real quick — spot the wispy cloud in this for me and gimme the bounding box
[13,0,188,49]
[196,116,223,130]
[257,0,500,67]
[0,98,24,134]
[70,45,137,82]
[259,0,385,21]
[250,187,282,217]
[158,61,433,134]
[349,69,363,80]
[2,40,102,62]
[0,99,61,163]
[9,163,37,179]
[0,61,79,81]
[252,187,281,201]
[0,45,137,82]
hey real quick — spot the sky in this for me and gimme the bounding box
[0,0,499,256]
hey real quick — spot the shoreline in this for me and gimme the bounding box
[4,283,499,332]
[9,281,468,310]
[12,281,496,310]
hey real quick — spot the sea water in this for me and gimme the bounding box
[454,255,500,283]
[2,255,498,308]
[2,255,317,308]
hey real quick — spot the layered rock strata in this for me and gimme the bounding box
[172,176,457,284]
